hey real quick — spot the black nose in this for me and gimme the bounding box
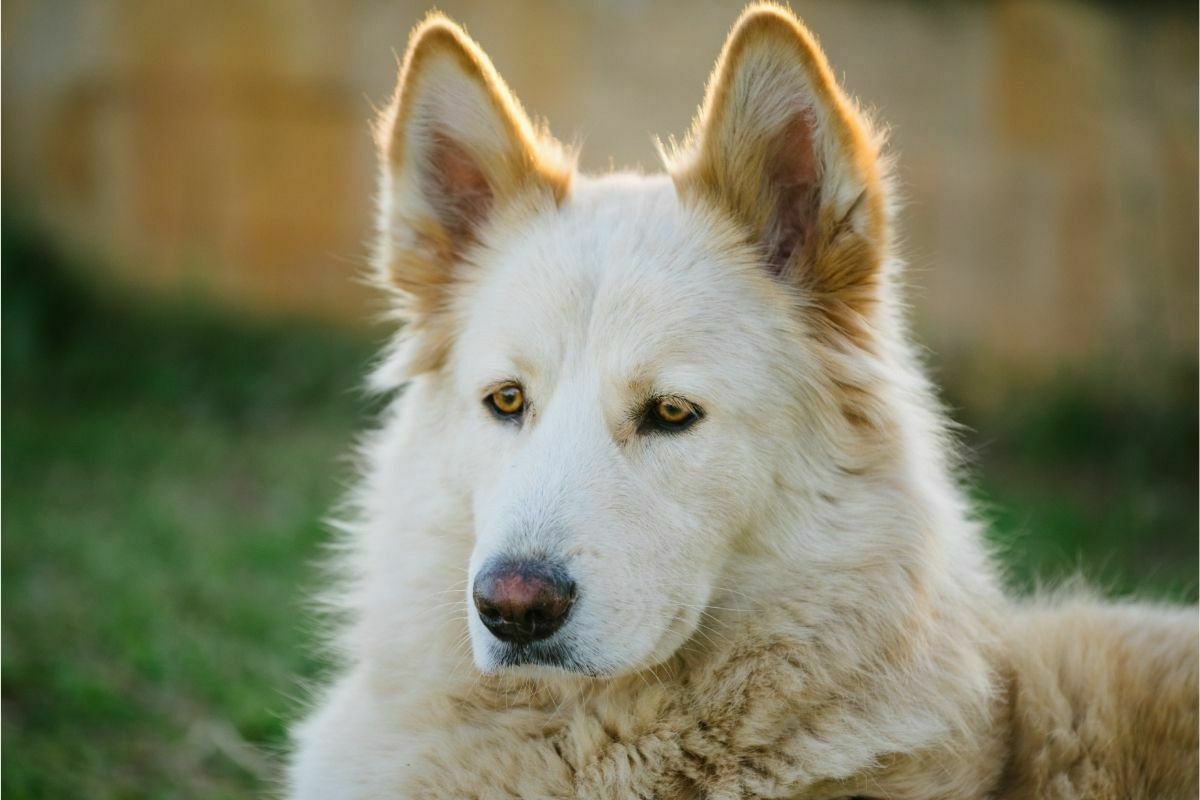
[472,560,576,644]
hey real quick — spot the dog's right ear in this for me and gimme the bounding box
[374,15,572,324]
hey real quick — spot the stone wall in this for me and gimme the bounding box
[4,0,1196,385]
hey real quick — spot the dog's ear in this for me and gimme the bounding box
[374,14,572,320]
[667,5,890,342]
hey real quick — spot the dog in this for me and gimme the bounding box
[288,5,1198,798]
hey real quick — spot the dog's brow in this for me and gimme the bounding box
[625,373,655,401]
[510,355,539,382]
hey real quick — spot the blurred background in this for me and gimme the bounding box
[3,1,1196,797]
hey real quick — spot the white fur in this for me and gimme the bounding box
[288,9,1197,799]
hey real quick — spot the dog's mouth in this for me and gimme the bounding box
[486,638,609,678]
[478,602,702,680]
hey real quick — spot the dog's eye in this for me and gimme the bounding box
[642,397,702,433]
[485,383,525,420]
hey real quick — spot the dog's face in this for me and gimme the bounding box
[455,177,807,675]
[376,8,889,677]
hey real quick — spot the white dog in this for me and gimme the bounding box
[288,6,1198,798]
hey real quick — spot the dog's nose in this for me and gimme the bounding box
[472,560,576,644]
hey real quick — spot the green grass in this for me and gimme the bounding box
[2,224,1195,798]
[2,227,377,798]
[964,375,1198,600]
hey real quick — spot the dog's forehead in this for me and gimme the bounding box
[462,173,785,376]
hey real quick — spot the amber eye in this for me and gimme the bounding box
[486,383,525,419]
[644,397,702,433]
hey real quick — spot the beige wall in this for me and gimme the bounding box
[4,0,1196,385]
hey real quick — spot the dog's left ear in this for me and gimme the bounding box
[667,5,890,339]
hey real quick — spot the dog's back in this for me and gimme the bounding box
[995,599,1198,799]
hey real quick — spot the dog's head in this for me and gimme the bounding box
[374,6,896,677]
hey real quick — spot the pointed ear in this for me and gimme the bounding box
[666,5,890,341]
[374,14,572,319]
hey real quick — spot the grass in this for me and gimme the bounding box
[963,375,1198,599]
[2,223,1195,798]
[2,227,377,798]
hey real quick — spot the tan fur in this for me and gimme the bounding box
[289,6,1199,799]
[993,599,1199,799]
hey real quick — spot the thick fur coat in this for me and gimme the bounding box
[288,6,1199,798]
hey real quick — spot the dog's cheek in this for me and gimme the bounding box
[675,428,769,553]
